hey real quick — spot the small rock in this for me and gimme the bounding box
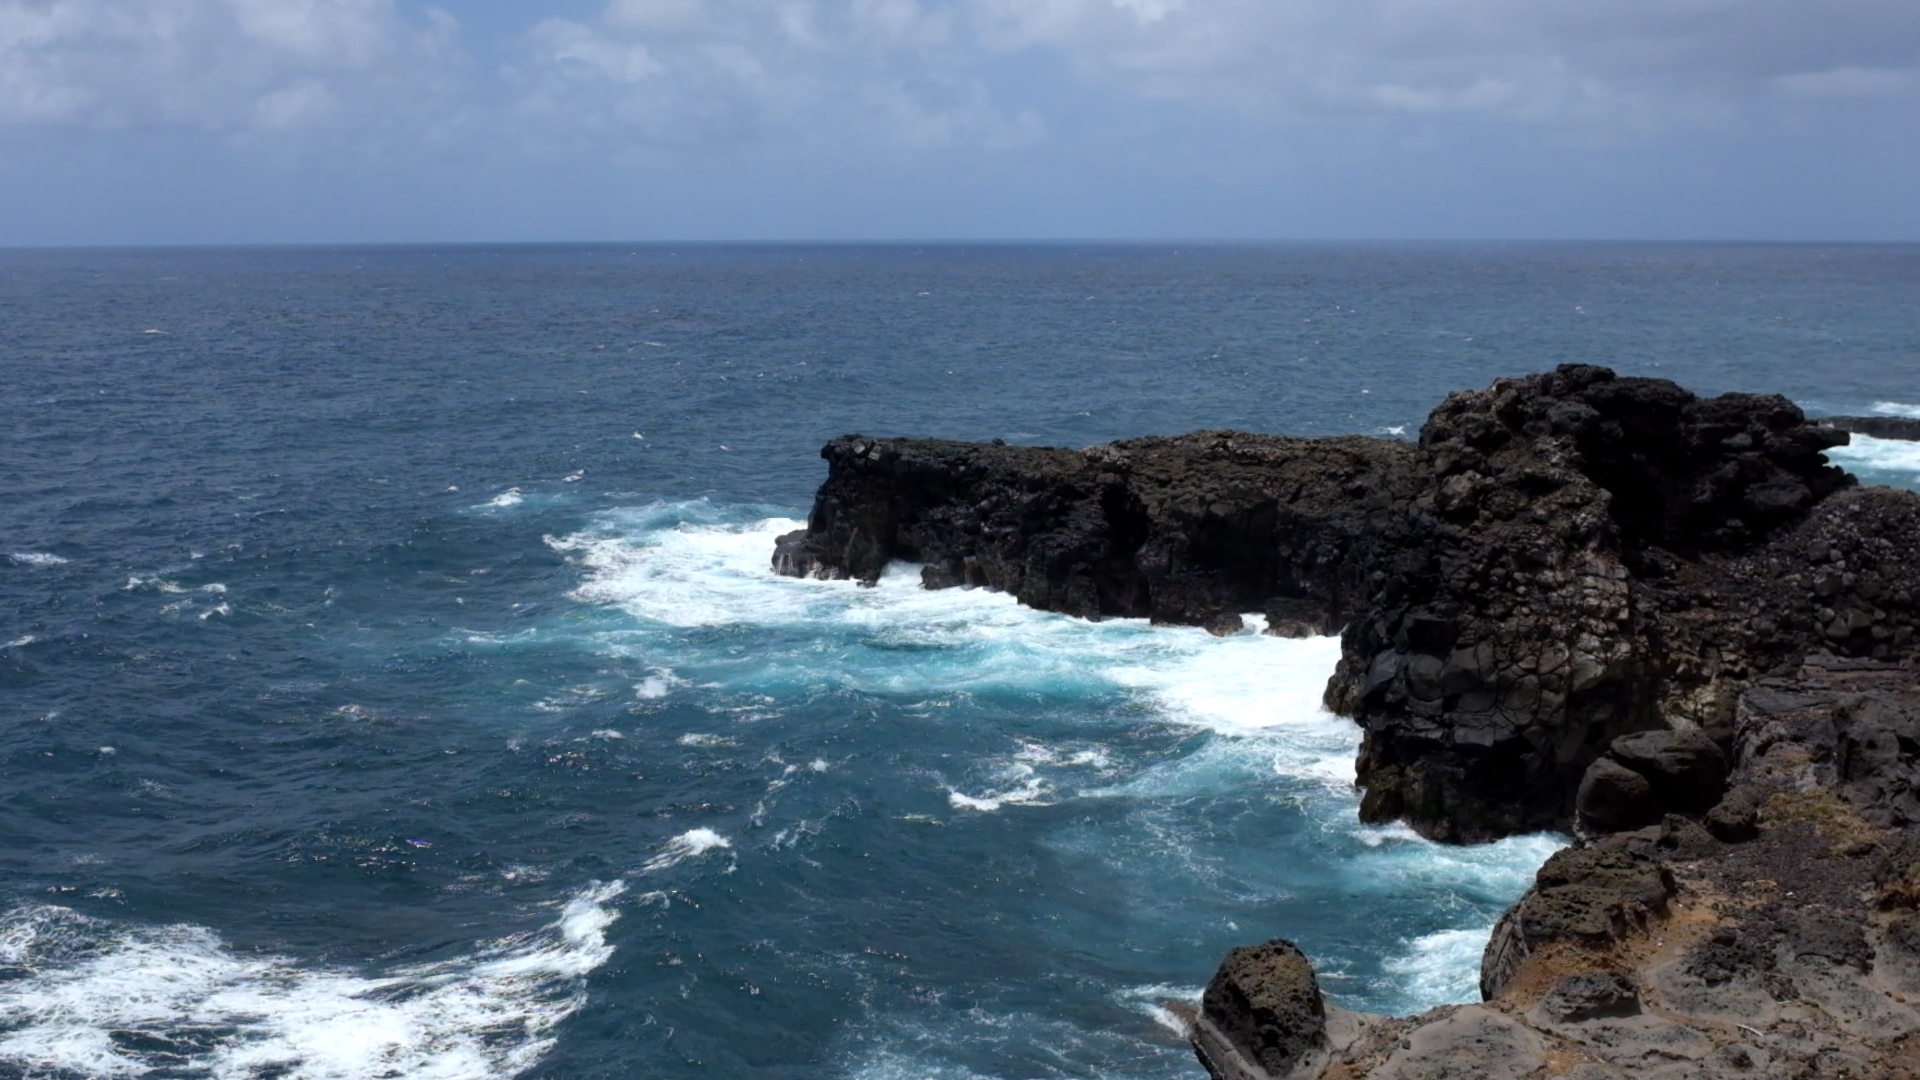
[1657,814,1718,858]
[1204,612,1246,637]
[1705,786,1760,842]
[1540,972,1643,1022]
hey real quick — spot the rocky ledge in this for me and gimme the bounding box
[1180,657,1920,1080]
[772,365,1920,1078]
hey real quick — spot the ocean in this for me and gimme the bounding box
[2,242,1917,1079]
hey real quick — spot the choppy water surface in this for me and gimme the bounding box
[2,243,1917,1079]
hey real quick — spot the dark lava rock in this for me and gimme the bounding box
[1876,835,1920,909]
[1706,785,1761,842]
[1576,757,1660,832]
[1205,612,1247,637]
[1784,909,1872,973]
[1655,813,1719,858]
[1539,972,1643,1022]
[774,430,1415,628]
[1687,927,1773,987]
[1481,847,1677,998]
[776,365,1920,843]
[1198,940,1326,1079]
[1608,729,1729,814]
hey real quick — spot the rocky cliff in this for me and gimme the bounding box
[771,364,1920,1079]
[1192,658,1920,1080]
[775,365,1897,843]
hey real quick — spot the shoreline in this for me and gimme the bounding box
[770,365,1920,1078]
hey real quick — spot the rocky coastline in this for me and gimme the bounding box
[772,365,1920,1079]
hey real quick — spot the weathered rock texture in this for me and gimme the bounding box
[775,431,1416,634]
[776,365,1920,843]
[1192,659,1920,1080]
[772,364,1920,1079]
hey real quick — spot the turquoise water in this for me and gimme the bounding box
[1,243,1916,1079]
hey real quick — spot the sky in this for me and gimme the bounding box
[1,0,1918,244]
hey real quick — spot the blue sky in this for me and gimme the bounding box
[2,0,1917,244]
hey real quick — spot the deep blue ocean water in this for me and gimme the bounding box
[2,243,1917,1080]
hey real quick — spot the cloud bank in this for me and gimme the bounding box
[0,0,1916,239]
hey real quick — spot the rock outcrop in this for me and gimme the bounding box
[1189,658,1920,1080]
[776,365,1909,843]
[775,431,1416,633]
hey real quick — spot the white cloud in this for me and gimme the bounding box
[0,0,459,130]
[506,0,1040,153]
[966,0,1920,135]
[0,0,1915,153]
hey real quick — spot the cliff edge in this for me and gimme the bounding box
[771,364,1920,1079]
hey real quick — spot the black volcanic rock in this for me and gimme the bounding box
[1196,940,1327,1080]
[775,365,1920,845]
[1576,757,1660,832]
[1607,729,1729,814]
[1336,365,1855,841]
[777,430,1416,629]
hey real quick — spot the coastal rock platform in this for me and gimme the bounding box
[772,365,1920,1080]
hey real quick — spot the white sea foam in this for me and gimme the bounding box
[677,733,736,748]
[485,488,524,509]
[1828,433,1920,479]
[1116,982,1200,1037]
[1354,831,1562,901]
[633,669,683,699]
[3,636,35,649]
[0,881,624,1080]
[554,509,1351,750]
[1383,927,1493,1007]
[640,828,732,873]
[948,765,1053,812]
[8,552,68,568]
[1872,401,1920,419]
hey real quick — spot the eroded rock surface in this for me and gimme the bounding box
[777,365,1918,842]
[1191,660,1920,1080]
[771,365,1920,1078]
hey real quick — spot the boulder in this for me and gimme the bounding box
[1196,940,1328,1080]
[1608,729,1729,814]
[1576,758,1660,832]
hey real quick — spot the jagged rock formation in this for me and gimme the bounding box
[774,432,1416,633]
[1190,659,1920,1080]
[770,364,1920,1079]
[775,365,1915,843]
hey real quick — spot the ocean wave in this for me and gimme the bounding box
[1382,927,1493,1007]
[0,881,625,1080]
[8,552,68,568]
[640,828,732,873]
[553,505,1352,747]
[1827,433,1920,479]
[1871,401,1920,419]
